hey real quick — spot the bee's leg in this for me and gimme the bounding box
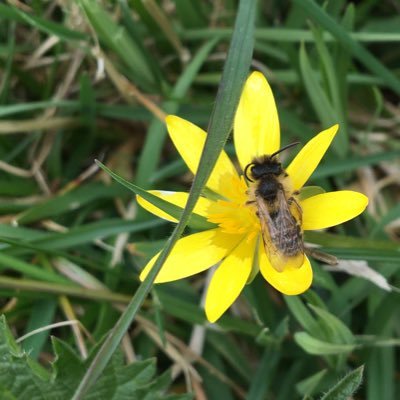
[288,195,302,222]
[288,196,300,206]
[287,191,300,205]
[246,200,258,217]
[305,247,338,265]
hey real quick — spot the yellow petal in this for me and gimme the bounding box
[259,248,313,295]
[301,191,368,230]
[286,124,338,191]
[166,115,238,198]
[234,71,280,170]
[267,249,304,273]
[137,190,213,222]
[205,236,256,323]
[140,229,243,283]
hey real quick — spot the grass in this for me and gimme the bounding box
[0,1,399,399]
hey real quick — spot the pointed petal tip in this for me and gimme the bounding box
[249,70,263,78]
[234,71,280,167]
[139,269,146,282]
[247,70,268,87]
[326,124,339,140]
[330,123,339,132]
[205,308,218,324]
[286,123,340,190]
[165,114,179,127]
[322,123,339,139]
[165,114,239,197]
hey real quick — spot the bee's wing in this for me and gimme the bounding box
[255,190,304,272]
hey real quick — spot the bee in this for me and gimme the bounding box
[244,143,304,272]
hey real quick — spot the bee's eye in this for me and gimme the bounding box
[272,164,282,175]
[251,165,263,178]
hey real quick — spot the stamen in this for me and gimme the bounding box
[206,175,259,235]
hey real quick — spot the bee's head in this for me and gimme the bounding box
[244,158,282,182]
[244,142,300,182]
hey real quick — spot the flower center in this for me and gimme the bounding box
[206,175,259,238]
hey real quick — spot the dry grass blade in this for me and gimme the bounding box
[98,49,167,121]
[0,116,80,134]
[324,260,392,291]
[137,315,247,399]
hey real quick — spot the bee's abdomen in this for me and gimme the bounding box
[271,217,303,256]
[280,230,303,256]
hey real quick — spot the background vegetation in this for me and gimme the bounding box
[0,0,399,398]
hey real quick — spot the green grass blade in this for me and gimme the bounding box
[0,100,77,117]
[71,1,257,398]
[174,0,207,28]
[96,161,215,231]
[183,27,400,43]
[0,224,47,241]
[285,296,318,335]
[79,0,158,91]
[135,38,219,188]
[296,369,328,398]
[293,0,400,95]
[0,4,88,41]
[0,253,69,284]
[15,183,126,225]
[21,300,57,359]
[33,219,165,250]
[157,290,262,337]
[0,219,165,253]
[247,346,280,400]
[299,44,338,134]
[0,22,15,104]
[118,0,165,87]
[310,25,348,155]
[294,332,357,355]
[0,276,130,303]
[313,150,400,179]
[305,231,400,251]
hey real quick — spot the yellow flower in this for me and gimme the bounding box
[137,72,368,323]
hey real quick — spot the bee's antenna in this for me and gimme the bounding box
[270,141,300,158]
[244,163,254,182]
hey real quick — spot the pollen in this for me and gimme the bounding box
[207,175,259,235]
